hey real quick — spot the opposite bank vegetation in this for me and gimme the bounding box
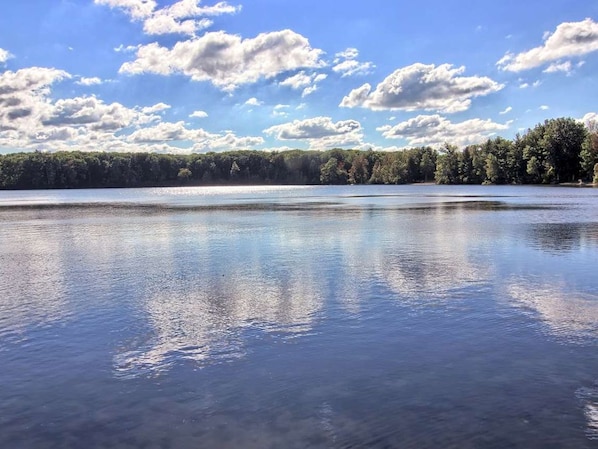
[1,117,598,189]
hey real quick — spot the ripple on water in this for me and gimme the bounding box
[576,385,598,440]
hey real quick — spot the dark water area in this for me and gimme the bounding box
[1,185,597,448]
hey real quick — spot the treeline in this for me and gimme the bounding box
[0,117,597,189]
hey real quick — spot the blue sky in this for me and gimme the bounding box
[1,0,597,154]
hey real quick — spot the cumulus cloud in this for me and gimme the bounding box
[280,71,314,89]
[143,15,212,35]
[96,0,240,36]
[0,67,70,96]
[544,61,572,74]
[264,116,363,150]
[340,63,503,113]
[141,102,171,114]
[0,48,13,63]
[0,67,71,133]
[497,18,598,72]
[543,60,584,75]
[127,120,210,142]
[41,95,161,131]
[245,97,263,106]
[192,132,264,152]
[0,64,264,153]
[377,114,510,147]
[95,0,156,19]
[189,110,208,118]
[332,48,374,77]
[120,30,325,91]
[280,71,327,97]
[264,116,360,140]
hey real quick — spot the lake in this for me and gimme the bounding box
[1,184,597,448]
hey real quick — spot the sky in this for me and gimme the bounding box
[1,0,598,154]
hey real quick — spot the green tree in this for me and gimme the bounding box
[581,121,598,181]
[435,144,459,184]
[484,153,500,184]
[320,157,347,184]
[177,167,192,183]
[419,148,436,182]
[542,118,587,183]
[348,153,369,184]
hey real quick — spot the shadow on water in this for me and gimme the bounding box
[524,222,598,253]
[0,199,559,217]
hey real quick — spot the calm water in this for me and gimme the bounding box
[1,185,598,448]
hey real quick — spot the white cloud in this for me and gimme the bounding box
[96,0,240,36]
[519,80,541,89]
[160,0,240,18]
[544,61,573,75]
[497,18,598,72]
[280,71,327,97]
[0,48,13,63]
[539,105,549,110]
[0,67,71,134]
[42,95,157,131]
[264,116,360,140]
[245,97,263,106]
[94,0,156,19]
[189,110,208,118]
[128,120,209,142]
[499,106,512,115]
[0,67,70,96]
[120,30,325,91]
[280,71,313,89]
[301,85,318,97]
[340,63,503,113]
[76,76,103,86]
[141,102,171,113]
[272,104,290,118]
[332,48,374,77]
[333,59,375,77]
[264,116,363,150]
[377,114,509,147]
[114,44,139,53]
[0,68,262,153]
[192,132,264,152]
[334,48,359,61]
[143,15,212,35]
[0,68,183,152]
[581,112,598,124]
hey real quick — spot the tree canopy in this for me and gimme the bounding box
[1,117,596,189]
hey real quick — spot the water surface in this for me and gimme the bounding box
[1,185,597,448]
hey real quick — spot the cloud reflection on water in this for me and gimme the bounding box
[112,218,326,378]
[507,278,598,343]
[0,224,70,346]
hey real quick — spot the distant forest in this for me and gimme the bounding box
[1,117,597,189]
